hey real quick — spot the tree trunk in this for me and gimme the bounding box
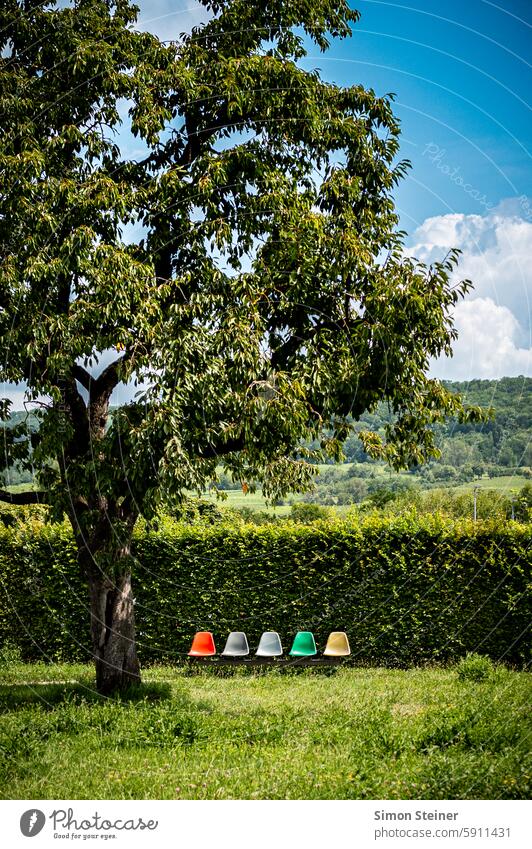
[73,517,141,698]
[71,499,141,694]
[87,567,141,694]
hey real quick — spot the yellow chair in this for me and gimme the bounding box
[323,631,351,657]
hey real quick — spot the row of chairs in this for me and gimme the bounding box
[188,630,351,658]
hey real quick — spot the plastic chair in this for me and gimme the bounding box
[188,631,216,656]
[289,631,317,657]
[255,631,283,657]
[323,631,351,657]
[221,631,250,657]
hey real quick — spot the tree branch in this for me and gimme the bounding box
[72,361,122,401]
[60,375,90,457]
[72,364,92,391]
[87,360,122,438]
[90,360,121,403]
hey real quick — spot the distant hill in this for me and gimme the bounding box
[219,377,532,503]
[296,377,532,504]
[2,377,531,493]
[340,376,531,468]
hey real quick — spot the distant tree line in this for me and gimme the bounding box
[3,378,530,498]
[211,377,532,503]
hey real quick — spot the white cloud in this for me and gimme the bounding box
[408,209,531,337]
[406,203,532,378]
[430,297,531,380]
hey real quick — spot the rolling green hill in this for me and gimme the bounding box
[3,378,531,506]
[215,378,532,506]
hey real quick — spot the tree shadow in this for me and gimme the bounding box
[182,662,344,678]
[0,680,172,713]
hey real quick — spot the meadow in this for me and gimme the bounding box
[5,469,527,515]
[201,472,527,514]
[1,659,530,800]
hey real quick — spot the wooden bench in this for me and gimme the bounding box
[186,656,346,667]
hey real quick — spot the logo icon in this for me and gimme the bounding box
[20,810,46,837]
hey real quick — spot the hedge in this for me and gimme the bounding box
[0,515,530,666]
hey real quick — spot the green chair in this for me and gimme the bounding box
[289,631,317,657]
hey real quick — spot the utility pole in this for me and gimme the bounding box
[473,486,480,522]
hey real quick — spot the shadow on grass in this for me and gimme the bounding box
[181,661,344,678]
[0,680,172,713]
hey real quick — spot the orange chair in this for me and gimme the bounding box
[188,631,216,656]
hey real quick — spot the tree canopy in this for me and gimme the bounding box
[0,0,486,690]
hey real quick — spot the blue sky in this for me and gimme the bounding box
[131,0,531,381]
[309,0,532,230]
[4,1,531,410]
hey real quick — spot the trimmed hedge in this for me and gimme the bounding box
[0,515,530,666]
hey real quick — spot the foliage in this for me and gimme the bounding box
[295,470,532,520]
[0,0,487,525]
[515,483,532,522]
[4,375,531,503]
[367,487,399,508]
[231,506,284,525]
[162,497,240,526]
[0,516,529,666]
[1,664,530,799]
[289,502,331,522]
[456,653,497,683]
[375,484,532,523]
[7,375,531,494]
[296,376,532,497]
[0,640,22,666]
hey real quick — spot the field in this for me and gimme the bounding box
[1,661,530,800]
[201,471,527,513]
[452,475,526,493]
[6,471,527,515]
[204,487,293,514]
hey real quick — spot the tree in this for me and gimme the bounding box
[0,0,485,692]
[290,502,330,523]
[515,483,532,522]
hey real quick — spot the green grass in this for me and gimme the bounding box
[4,482,39,493]
[205,471,529,513]
[451,475,526,493]
[204,488,293,514]
[1,662,530,799]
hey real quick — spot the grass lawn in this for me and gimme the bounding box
[1,662,530,800]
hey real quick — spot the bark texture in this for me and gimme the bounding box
[87,566,140,694]
[77,519,141,694]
